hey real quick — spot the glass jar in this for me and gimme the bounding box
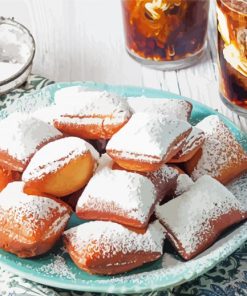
[121,0,210,70]
[216,0,247,116]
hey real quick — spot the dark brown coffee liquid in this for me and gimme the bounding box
[217,0,247,107]
[122,0,209,61]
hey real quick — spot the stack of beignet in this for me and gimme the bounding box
[0,86,246,276]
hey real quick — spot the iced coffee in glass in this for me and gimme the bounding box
[121,0,210,70]
[217,0,247,115]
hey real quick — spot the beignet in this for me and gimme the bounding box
[0,182,71,258]
[170,127,205,163]
[76,167,156,228]
[63,220,165,275]
[185,115,247,184]
[0,113,62,172]
[106,113,192,172]
[127,98,192,121]
[98,154,179,204]
[156,175,246,260]
[53,87,132,139]
[22,137,99,197]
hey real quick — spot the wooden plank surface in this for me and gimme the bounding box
[1,0,247,131]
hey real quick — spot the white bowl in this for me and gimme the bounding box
[0,17,35,95]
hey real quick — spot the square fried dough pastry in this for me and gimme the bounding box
[0,182,72,258]
[76,167,156,228]
[127,97,192,121]
[63,220,165,275]
[53,86,132,140]
[0,112,62,172]
[22,137,99,197]
[185,115,247,184]
[106,113,192,172]
[156,175,246,260]
[97,154,180,204]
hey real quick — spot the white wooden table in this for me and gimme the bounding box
[1,0,247,131]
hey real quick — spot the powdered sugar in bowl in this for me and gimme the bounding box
[0,17,35,95]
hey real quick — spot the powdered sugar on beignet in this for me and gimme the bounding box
[0,182,71,239]
[127,97,192,121]
[64,220,165,258]
[145,164,179,203]
[174,174,194,196]
[107,113,191,164]
[95,153,114,172]
[0,112,62,170]
[54,87,131,127]
[76,168,156,227]
[186,115,247,184]
[22,137,98,181]
[156,175,246,260]
[54,86,99,106]
[32,105,62,125]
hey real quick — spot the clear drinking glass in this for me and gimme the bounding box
[217,0,247,116]
[121,0,210,70]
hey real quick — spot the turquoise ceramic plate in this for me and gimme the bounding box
[0,82,246,294]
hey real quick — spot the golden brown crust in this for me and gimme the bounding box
[23,152,94,197]
[184,148,247,185]
[107,154,164,172]
[54,117,129,140]
[76,204,155,229]
[170,145,203,163]
[107,128,192,172]
[0,194,71,258]
[0,228,63,258]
